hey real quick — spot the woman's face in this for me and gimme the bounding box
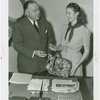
[66,7,78,23]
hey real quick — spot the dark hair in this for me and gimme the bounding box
[23,0,37,11]
[66,3,84,23]
[17,0,39,20]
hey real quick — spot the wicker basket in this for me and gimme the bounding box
[46,53,72,77]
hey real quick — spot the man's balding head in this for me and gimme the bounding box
[24,0,40,21]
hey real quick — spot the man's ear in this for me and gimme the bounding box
[25,9,28,16]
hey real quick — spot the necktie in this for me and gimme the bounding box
[64,22,83,42]
[33,21,39,33]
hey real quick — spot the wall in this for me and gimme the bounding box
[9,0,23,72]
[9,0,93,76]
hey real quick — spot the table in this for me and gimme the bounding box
[9,73,93,100]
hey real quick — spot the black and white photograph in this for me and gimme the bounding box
[1,0,100,100]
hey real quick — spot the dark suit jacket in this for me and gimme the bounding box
[12,16,56,73]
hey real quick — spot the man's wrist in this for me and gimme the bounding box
[32,51,36,58]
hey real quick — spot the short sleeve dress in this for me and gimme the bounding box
[61,24,91,76]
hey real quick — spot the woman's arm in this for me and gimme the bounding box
[48,43,64,52]
[71,26,91,76]
[71,46,90,76]
[78,46,90,65]
[57,44,64,51]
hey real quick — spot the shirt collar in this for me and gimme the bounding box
[27,17,38,27]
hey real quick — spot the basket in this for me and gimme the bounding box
[46,53,72,77]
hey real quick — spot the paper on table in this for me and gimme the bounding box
[27,79,49,91]
[9,73,32,84]
[52,79,79,93]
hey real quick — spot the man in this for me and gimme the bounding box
[13,0,56,74]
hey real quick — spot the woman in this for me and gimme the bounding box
[50,3,91,76]
[59,3,91,76]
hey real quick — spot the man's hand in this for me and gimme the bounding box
[35,50,47,58]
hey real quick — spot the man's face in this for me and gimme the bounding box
[26,3,40,21]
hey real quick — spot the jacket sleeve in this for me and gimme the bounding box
[12,23,33,58]
[47,22,56,54]
[47,23,56,45]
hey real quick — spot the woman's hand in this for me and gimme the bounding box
[48,53,54,60]
[49,43,57,51]
[56,44,64,51]
[70,65,79,76]
[70,69,76,76]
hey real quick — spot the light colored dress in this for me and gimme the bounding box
[61,24,91,76]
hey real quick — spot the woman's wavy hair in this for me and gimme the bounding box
[66,3,87,24]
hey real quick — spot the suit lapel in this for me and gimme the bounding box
[37,18,48,48]
[25,17,40,39]
[38,19,43,36]
[38,18,47,38]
